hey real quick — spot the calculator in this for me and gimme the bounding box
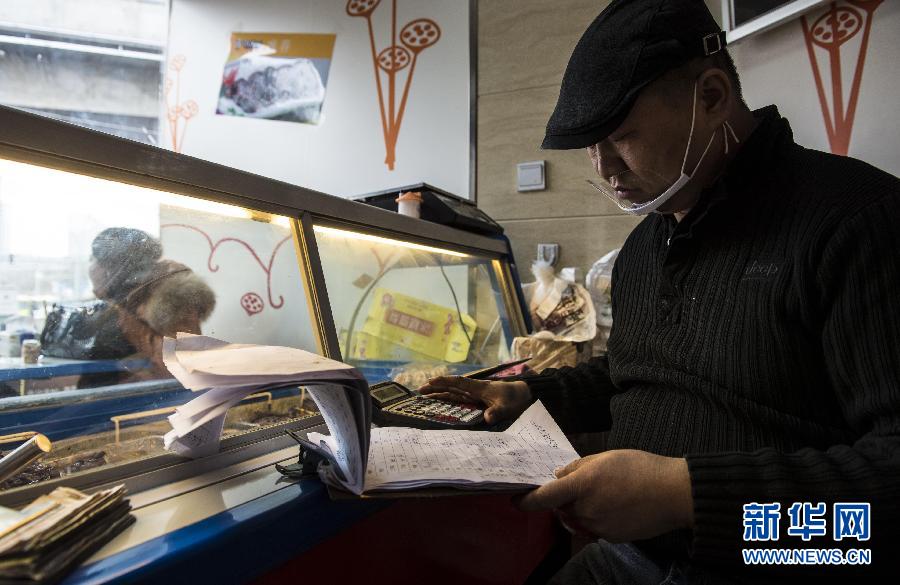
[370,380,486,430]
[368,358,530,430]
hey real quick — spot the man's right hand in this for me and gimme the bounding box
[418,376,532,424]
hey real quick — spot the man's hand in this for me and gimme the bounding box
[516,449,694,542]
[418,376,532,424]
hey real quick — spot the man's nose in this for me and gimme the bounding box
[590,141,627,180]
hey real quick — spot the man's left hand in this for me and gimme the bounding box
[516,449,694,542]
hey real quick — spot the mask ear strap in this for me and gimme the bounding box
[683,83,718,177]
[723,120,740,154]
[681,83,699,174]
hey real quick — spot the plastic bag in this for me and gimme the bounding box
[585,249,620,353]
[522,260,596,343]
[514,261,596,372]
[511,332,579,371]
[39,301,135,360]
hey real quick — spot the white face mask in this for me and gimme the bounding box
[587,83,739,216]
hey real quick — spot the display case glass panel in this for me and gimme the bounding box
[313,224,514,387]
[0,157,319,489]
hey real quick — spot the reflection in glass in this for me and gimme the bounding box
[0,158,319,490]
[314,225,514,387]
[37,227,218,387]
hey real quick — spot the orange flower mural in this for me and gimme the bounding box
[347,0,441,170]
[801,1,883,156]
[165,55,199,153]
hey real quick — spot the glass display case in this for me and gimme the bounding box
[314,224,517,386]
[0,105,526,503]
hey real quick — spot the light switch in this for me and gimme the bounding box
[537,243,559,266]
[517,160,545,192]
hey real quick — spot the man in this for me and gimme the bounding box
[421,0,900,582]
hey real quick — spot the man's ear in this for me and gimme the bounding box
[698,68,731,125]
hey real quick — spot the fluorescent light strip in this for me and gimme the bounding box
[155,195,292,226]
[313,225,469,257]
[158,194,250,218]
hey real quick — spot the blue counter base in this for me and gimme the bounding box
[62,480,387,585]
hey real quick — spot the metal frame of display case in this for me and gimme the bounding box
[0,105,527,507]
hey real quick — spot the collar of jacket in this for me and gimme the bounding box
[665,105,794,242]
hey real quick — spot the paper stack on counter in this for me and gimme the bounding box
[0,485,133,584]
[161,334,578,497]
[161,333,371,494]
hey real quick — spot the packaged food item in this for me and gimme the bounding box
[389,362,450,390]
[512,333,580,371]
[0,330,26,358]
[22,339,41,364]
[359,287,476,363]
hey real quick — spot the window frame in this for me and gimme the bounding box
[0,7,169,145]
[721,0,830,44]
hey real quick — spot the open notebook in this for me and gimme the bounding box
[163,334,578,496]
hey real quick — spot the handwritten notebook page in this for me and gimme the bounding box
[359,401,578,493]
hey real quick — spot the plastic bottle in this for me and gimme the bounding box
[396,191,423,218]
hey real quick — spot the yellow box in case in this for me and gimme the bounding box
[359,288,476,363]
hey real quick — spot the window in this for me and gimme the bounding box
[0,0,169,144]
[722,0,829,43]
[0,157,320,490]
[313,224,516,387]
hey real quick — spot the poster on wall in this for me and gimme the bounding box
[217,32,337,125]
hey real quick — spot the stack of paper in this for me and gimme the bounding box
[0,485,133,583]
[161,334,371,493]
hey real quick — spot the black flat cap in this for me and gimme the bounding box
[542,0,726,150]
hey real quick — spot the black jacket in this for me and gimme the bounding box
[523,107,900,581]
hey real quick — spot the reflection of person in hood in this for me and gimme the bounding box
[89,227,216,380]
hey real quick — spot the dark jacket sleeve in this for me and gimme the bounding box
[685,195,900,575]
[517,355,623,434]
